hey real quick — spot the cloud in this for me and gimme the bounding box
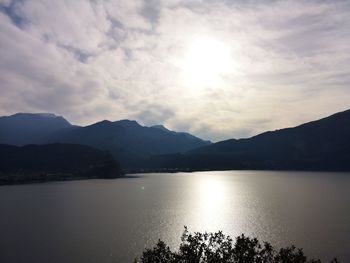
[134,103,174,126]
[1,0,350,141]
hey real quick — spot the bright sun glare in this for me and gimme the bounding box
[195,176,227,226]
[180,37,233,90]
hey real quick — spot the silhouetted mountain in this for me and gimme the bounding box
[0,113,74,145]
[142,109,350,171]
[0,113,210,168]
[6,110,350,171]
[47,120,211,168]
[0,143,122,185]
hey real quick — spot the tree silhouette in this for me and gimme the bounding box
[136,227,339,263]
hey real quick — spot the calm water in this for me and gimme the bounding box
[0,171,349,262]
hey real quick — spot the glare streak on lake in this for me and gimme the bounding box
[0,171,349,262]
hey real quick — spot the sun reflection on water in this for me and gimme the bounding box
[192,174,229,229]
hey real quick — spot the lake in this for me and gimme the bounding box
[0,171,349,262]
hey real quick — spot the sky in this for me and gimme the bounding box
[1,0,350,141]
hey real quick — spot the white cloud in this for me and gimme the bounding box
[1,0,350,141]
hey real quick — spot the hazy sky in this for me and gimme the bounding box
[1,0,350,141]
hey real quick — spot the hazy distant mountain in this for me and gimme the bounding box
[0,143,122,185]
[0,113,74,145]
[144,109,350,171]
[47,119,211,167]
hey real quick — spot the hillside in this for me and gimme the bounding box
[0,113,211,168]
[142,109,350,171]
[0,113,74,145]
[45,119,211,168]
[0,144,123,185]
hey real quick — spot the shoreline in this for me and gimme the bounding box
[1,168,349,186]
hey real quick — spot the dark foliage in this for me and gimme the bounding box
[0,143,123,184]
[136,227,339,263]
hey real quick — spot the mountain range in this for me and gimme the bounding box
[1,109,350,171]
[0,113,211,168]
[0,113,73,145]
[147,109,350,171]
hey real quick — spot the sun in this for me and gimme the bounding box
[180,37,233,90]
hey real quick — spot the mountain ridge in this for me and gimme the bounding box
[47,118,211,167]
[0,113,211,168]
[1,109,350,171]
[133,108,350,171]
[180,108,350,170]
[0,113,73,145]
[190,108,350,154]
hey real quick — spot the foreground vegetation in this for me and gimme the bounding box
[136,227,338,263]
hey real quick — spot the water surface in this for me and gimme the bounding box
[0,171,349,262]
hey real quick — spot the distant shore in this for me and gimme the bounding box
[0,172,123,186]
[2,167,349,186]
[124,167,350,174]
